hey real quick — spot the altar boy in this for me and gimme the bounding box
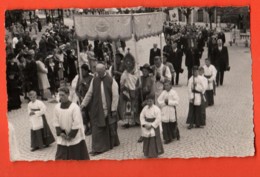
[157,81,180,144]
[28,91,55,152]
[140,95,164,158]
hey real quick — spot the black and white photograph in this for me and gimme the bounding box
[5,7,254,161]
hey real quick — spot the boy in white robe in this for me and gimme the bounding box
[140,95,164,158]
[152,56,172,106]
[158,81,180,144]
[28,91,55,151]
[203,58,217,106]
[186,66,206,129]
[53,87,89,160]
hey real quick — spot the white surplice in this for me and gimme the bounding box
[140,105,162,137]
[157,89,179,123]
[53,103,85,146]
[188,76,206,106]
[27,100,46,130]
[203,64,217,90]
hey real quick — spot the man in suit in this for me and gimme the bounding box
[212,39,229,86]
[185,39,201,80]
[217,29,226,44]
[163,40,172,56]
[149,43,161,66]
[168,42,183,85]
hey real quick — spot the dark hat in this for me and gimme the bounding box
[140,63,153,73]
[115,51,124,60]
[81,64,91,72]
[124,52,135,61]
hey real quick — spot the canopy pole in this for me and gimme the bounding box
[76,40,82,79]
[74,14,82,79]
[112,41,117,74]
[134,37,143,104]
[160,33,163,60]
[160,8,164,61]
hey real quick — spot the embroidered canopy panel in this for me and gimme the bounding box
[74,12,166,41]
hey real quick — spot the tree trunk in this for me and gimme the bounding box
[209,13,213,29]
[33,10,36,19]
[60,10,64,24]
[185,14,190,24]
[51,10,54,23]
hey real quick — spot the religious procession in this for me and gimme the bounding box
[6,7,252,161]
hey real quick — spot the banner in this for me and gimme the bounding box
[169,9,179,22]
[133,12,166,41]
[74,14,133,41]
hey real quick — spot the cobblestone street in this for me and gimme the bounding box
[7,21,254,160]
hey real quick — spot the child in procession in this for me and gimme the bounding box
[140,95,164,158]
[157,81,180,144]
[28,90,55,152]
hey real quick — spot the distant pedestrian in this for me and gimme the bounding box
[28,91,55,152]
[37,18,42,32]
[149,43,161,66]
[33,20,38,35]
[35,54,50,101]
[212,39,230,86]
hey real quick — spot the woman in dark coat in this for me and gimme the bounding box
[45,55,59,97]
[66,49,77,83]
[37,18,42,32]
[7,53,22,111]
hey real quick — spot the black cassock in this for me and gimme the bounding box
[7,62,21,111]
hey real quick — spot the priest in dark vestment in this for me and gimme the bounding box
[7,53,22,111]
[53,87,90,160]
[81,63,120,156]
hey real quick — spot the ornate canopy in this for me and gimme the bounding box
[74,12,166,41]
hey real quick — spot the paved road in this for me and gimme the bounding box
[7,21,254,161]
